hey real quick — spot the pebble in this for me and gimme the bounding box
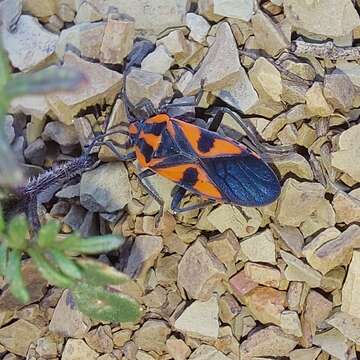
[240,325,298,359]
[252,10,289,56]
[24,138,46,166]
[284,0,360,38]
[35,335,59,359]
[0,319,42,356]
[186,13,210,44]
[276,179,325,227]
[174,295,219,340]
[126,68,173,108]
[2,15,58,71]
[177,239,226,300]
[184,22,241,94]
[342,250,360,319]
[332,190,360,224]
[271,224,304,258]
[47,52,122,125]
[230,270,258,298]
[49,290,91,338]
[249,58,283,102]
[85,325,113,354]
[243,286,287,326]
[42,121,78,147]
[62,339,98,360]
[332,123,360,182]
[125,235,163,280]
[218,293,241,323]
[133,319,170,354]
[208,205,262,238]
[166,336,191,360]
[100,13,135,64]
[280,310,303,337]
[141,45,174,75]
[273,153,314,180]
[244,262,281,288]
[80,162,131,212]
[240,229,276,265]
[213,0,254,21]
[113,329,132,348]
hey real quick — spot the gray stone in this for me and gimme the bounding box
[42,121,78,147]
[213,0,254,21]
[63,205,87,231]
[24,138,46,166]
[80,162,131,212]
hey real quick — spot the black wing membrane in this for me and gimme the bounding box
[201,151,281,207]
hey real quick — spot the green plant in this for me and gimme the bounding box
[0,207,141,322]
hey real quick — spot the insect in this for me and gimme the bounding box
[102,40,282,218]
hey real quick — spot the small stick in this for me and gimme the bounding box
[291,40,360,61]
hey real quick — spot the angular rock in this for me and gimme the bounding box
[287,281,308,313]
[73,117,94,150]
[2,15,58,71]
[284,0,360,39]
[157,30,190,62]
[273,153,313,180]
[305,82,333,117]
[80,162,131,212]
[303,225,360,275]
[240,229,276,265]
[35,335,59,359]
[327,311,360,345]
[342,250,360,319]
[166,336,191,360]
[113,330,132,348]
[323,72,354,112]
[213,0,254,21]
[47,52,122,125]
[100,14,135,64]
[249,58,283,102]
[186,13,210,44]
[230,270,260,302]
[208,205,262,238]
[252,10,289,57]
[289,348,321,360]
[56,22,106,60]
[276,178,325,227]
[271,224,304,258]
[219,293,241,323]
[49,290,91,338]
[198,0,224,22]
[281,250,322,288]
[42,121,78,147]
[174,296,219,340]
[141,45,174,75]
[243,287,287,326]
[215,65,259,113]
[24,138,46,166]
[240,325,298,359]
[244,262,281,288]
[184,22,241,94]
[126,68,173,108]
[332,190,360,224]
[313,328,353,360]
[280,310,303,337]
[189,345,229,360]
[0,319,42,356]
[133,319,170,354]
[177,239,226,300]
[62,339,98,360]
[125,235,163,279]
[85,325,113,354]
[301,290,333,348]
[0,0,22,30]
[155,254,180,286]
[281,60,316,82]
[207,229,239,267]
[10,95,50,120]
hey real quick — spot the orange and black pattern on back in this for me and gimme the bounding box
[172,118,245,158]
[155,163,223,200]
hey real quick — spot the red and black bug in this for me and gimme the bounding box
[103,40,282,216]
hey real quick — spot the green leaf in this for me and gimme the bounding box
[72,283,142,323]
[6,249,30,303]
[5,66,87,98]
[50,249,82,280]
[28,248,74,288]
[37,221,60,248]
[0,41,10,91]
[0,206,5,234]
[76,258,130,286]
[56,235,124,255]
[6,215,28,250]
[0,243,8,276]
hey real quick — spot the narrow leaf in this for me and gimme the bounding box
[50,249,82,280]
[76,258,130,286]
[6,249,30,303]
[37,221,60,248]
[0,41,10,90]
[28,248,74,288]
[5,66,87,98]
[0,243,8,276]
[72,283,142,323]
[56,235,124,255]
[0,206,5,233]
[6,215,28,250]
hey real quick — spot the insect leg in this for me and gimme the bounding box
[170,186,215,213]
[137,169,165,226]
